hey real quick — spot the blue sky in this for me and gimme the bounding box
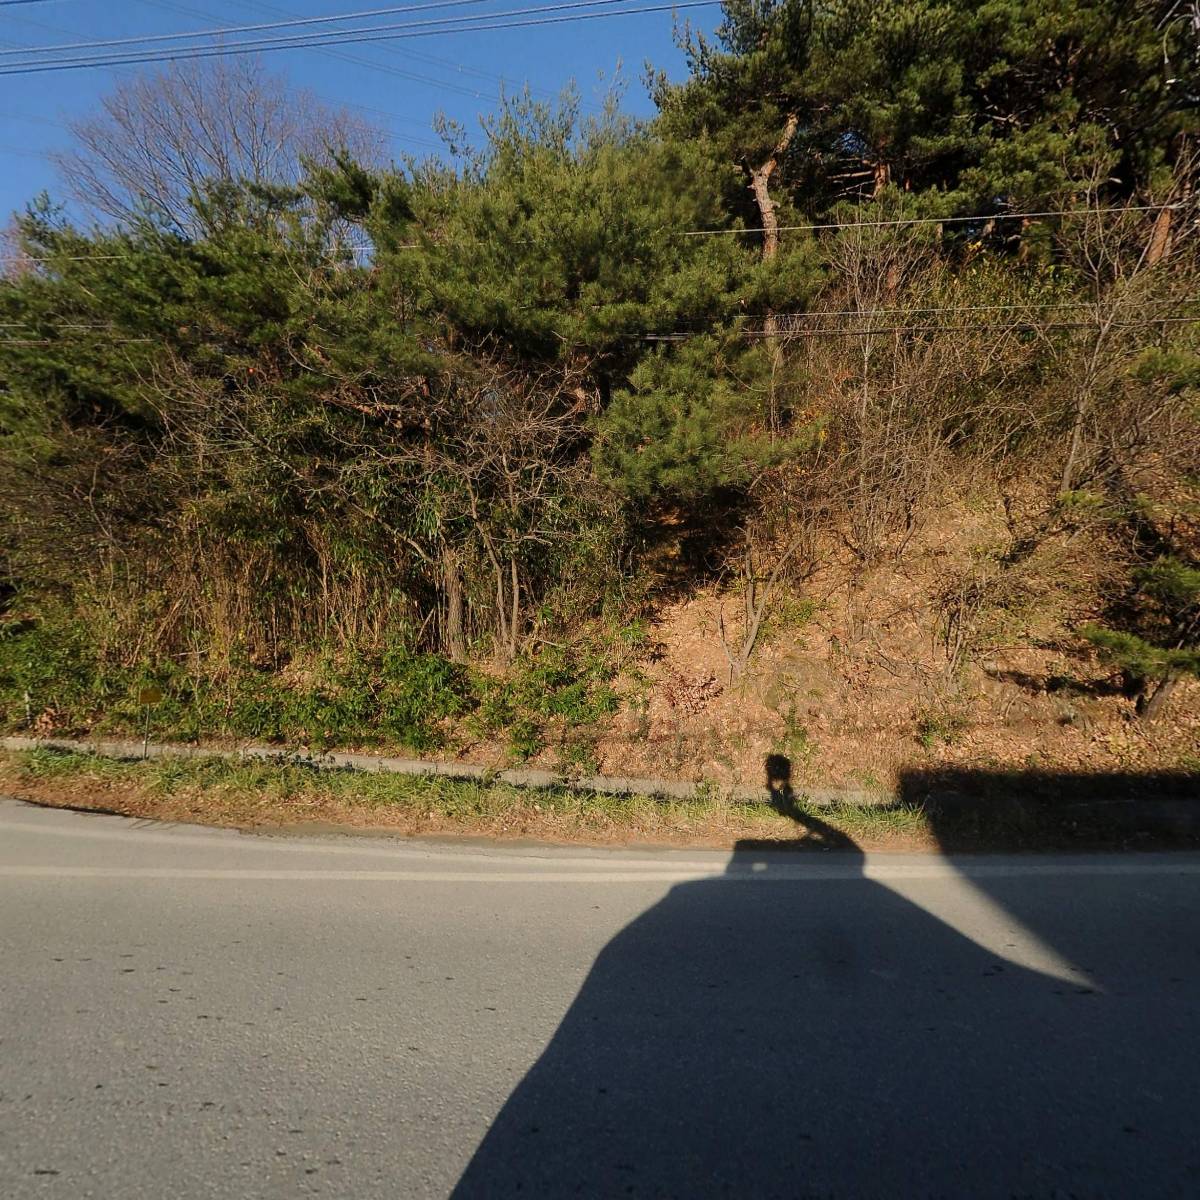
[0,0,720,222]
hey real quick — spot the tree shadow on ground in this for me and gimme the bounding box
[453,759,1200,1197]
[985,665,1133,698]
[902,764,1200,849]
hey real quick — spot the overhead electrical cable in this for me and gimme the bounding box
[139,0,598,110]
[1,0,512,56]
[676,204,1184,237]
[0,1,718,75]
[1,202,1191,263]
[4,316,1199,347]
[141,0,496,103]
[639,315,1200,342]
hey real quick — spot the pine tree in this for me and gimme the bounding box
[1084,558,1200,721]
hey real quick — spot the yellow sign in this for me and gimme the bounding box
[138,685,164,706]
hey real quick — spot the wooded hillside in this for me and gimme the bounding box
[3,1,1198,787]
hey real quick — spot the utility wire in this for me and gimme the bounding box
[117,3,473,147]
[141,0,601,112]
[4,0,508,55]
[640,315,1200,341]
[0,336,147,341]
[0,107,65,127]
[3,0,568,66]
[0,254,141,263]
[9,300,1197,325]
[3,201,1186,265]
[0,100,448,151]
[7,307,1200,340]
[767,299,1200,317]
[642,297,1200,329]
[140,0,502,110]
[676,204,1184,238]
[0,1,715,74]
[0,244,392,264]
[5,317,1199,346]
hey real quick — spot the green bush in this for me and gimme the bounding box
[0,618,479,753]
[0,618,126,729]
[472,645,618,762]
[915,700,969,750]
[376,648,474,751]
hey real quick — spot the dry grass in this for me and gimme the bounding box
[0,748,935,851]
[5,747,1196,854]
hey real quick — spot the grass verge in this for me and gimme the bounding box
[2,748,1195,851]
[0,747,932,850]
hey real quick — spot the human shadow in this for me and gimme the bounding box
[758,751,858,849]
[453,759,1200,1197]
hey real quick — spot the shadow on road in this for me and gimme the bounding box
[454,761,1200,1197]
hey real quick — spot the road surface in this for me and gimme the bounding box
[2,796,1199,1197]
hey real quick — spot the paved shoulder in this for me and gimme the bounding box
[3,799,1200,1198]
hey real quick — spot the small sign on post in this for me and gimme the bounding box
[138,685,163,759]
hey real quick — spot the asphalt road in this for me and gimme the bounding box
[2,797,1200,1198]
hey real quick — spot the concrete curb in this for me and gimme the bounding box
[0,734,894,809]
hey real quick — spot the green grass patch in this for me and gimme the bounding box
[12,748,1179,851]
[0,746,932,848]
[0,617,621,760]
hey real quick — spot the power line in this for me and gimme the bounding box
[0,106,444,159]
[0,338,154,345]
[12,296,1186,320]
[128,3,476,150]
[0,12,461,154]
[0,140,51,157]
[0,3,93,51]
[139,0,501,106]
[347,200,1188,243]
[0,200,1187,264]
[648,297,1200,330]
[641,315,1200,342]
[5,316,1199,346]
[6,301,1200,340]
[0,1,714,75]
[758,300,1200,320]
[141,0,599,113]
[1,254,144,263]
[3,0,507,56]
[765,315,1200,337]
[0,243,395,264]
[0,107,65,128]
[676,203,1184,238]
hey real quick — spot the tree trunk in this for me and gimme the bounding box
[509,556,520,662]
[748,114,799,263]
[1059,403,1087,494]
[1147,206,1173,267]
[1059,319,1112,494]
[748,114,799,434]
[1137,673,1178,722]
[443,548,466,663]
[493,559,510,661]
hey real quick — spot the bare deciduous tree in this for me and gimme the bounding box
[54,55,385,235]
[783,221,1048,568]
[1049,156,1200,497]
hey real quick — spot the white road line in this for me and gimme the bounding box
[3,861,1200,884]
[0,865,723,883]
[0,803,724,868]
